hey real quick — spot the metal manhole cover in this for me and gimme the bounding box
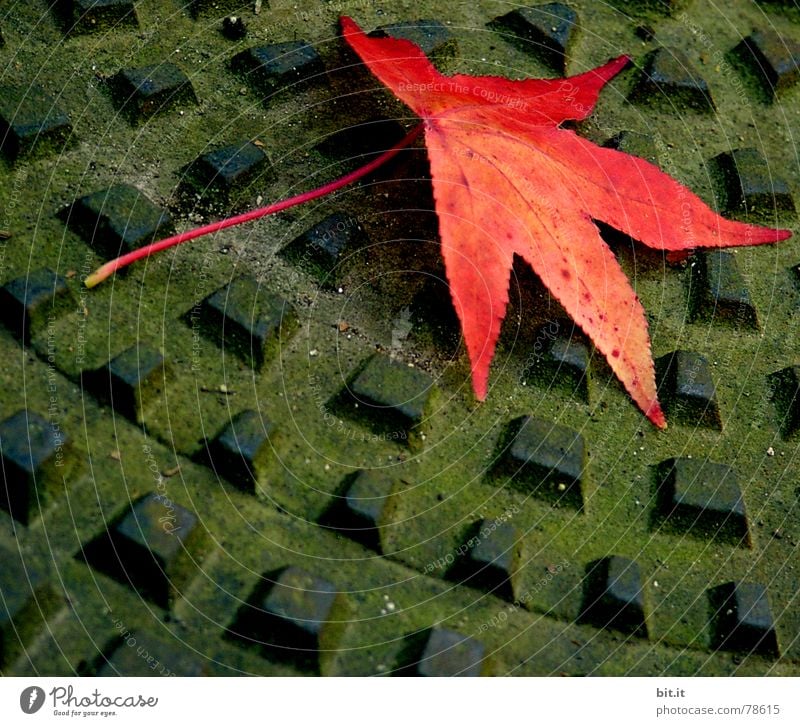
[0,0,798,676]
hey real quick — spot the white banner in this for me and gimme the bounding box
[0,677,796,725]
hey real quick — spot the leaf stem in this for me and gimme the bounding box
[85,122,425,288]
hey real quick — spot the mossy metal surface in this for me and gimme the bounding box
[0,0,798,676]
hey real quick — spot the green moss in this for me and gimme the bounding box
[0,0,798,676]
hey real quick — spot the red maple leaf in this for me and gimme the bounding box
[86,17,792,429]
[340,16,791,428]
